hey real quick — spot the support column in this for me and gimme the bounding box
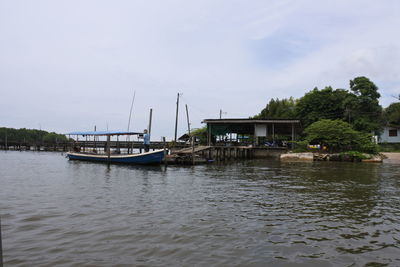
[272,124,275,143]
[291,123,295,149]
[106,135,111,162]
[254,124,258,146]
[208,124,213,146]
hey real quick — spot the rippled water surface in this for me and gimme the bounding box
[1,151,400,266]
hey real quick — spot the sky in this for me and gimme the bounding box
[1,0,400,140]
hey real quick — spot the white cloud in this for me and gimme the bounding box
[0,0,399,137]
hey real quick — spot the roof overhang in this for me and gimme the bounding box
[202,119,301,124]
[66,131,143,136]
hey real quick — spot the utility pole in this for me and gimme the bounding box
[148,108,153,138]
[174,93,182,142]
[219,109,227,119]
[185,104,191,135]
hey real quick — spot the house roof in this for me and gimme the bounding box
[202,118,301,124]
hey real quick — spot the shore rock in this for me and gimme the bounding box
[281,152,383,163]
[280,152,314,161]
[362,155,383,163]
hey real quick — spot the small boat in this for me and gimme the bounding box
[65,131,165,164]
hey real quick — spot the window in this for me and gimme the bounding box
[389,129,398,137]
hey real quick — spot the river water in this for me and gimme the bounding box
[1,151,400,266]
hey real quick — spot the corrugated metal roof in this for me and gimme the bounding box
[66,131,142,136]
[202,119,301,124]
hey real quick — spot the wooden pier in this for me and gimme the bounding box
[1,140,287,165]
[0,140,187,152]
[166,145,286,164]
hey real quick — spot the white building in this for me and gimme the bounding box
[378,126,400,143]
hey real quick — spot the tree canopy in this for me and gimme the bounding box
[189,127,208,145]
[253,97,296,119]
[383,102,400,126]
[295,86,351,128]
[254,76,383,133]
[303,119,377,153]
[344,76,382,133]
[0,127,67,143]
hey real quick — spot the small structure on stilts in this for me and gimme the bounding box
[203,118,301,161]
[167,118,302,164]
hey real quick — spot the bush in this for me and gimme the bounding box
[303,119,378,154]
[190,127,208,145]
[339,151,371,161]
[378,143,400,152]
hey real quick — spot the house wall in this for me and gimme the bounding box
[379,127,400,143]
[254,124,267,137]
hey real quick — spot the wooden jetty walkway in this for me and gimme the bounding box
[0,140,186,152]
[1,140,288,165]
[166,145,286,164]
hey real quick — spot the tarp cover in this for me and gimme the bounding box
[66,131,142,136]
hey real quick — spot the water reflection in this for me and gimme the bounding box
[1,152,399,266]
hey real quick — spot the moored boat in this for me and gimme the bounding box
[65,130,166,165]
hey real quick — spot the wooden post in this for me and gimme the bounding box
[148,108,153,138]
[207,124,211,146]
[117,135,120,153]
[272,123,275,144]
[291,123,295,149]
[174,93,181,142]
[84,135,87,153]
[163,137,167,167]
[185,104,191,135]
[254,123,258,147]
[106,135,111,163]
[191,136,195,165]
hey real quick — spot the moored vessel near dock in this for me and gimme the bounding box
[66,131,165,164]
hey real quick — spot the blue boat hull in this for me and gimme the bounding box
[67,150,165,164]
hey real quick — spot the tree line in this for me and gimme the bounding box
[253,76,399,153]
[0,127,68,143]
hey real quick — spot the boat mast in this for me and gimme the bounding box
[127,90,136,135]
[174,93,182,142]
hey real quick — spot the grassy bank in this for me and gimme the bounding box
[378,143,400,152]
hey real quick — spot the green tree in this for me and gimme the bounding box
[189,127,207,145]
[383,102,400,125]
[43,132,67,143]
[0,127,67,143]
[295,86,351,127]
[344,76,382,133]
[253,97,296,119]
[303,119,377,153]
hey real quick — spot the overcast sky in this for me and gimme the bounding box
[1,0,399,139]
